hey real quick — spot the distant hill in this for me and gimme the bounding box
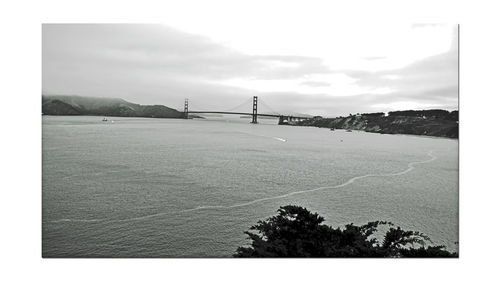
[42,95,184,119]
[296,109,459,138]
[42,99,82,115]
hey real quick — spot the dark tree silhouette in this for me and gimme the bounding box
[234,205,457,258]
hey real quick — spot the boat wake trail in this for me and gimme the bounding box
[272,137,287,142]
[47,150,436,223]
[179,150,437,213]
[236,131,287,142]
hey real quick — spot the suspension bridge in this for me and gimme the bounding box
[181,96,311,124]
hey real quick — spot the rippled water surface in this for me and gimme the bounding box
[42,116,458,257]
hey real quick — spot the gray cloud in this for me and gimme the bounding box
[43,24,333,110]
[260,34,458,117]
[339,31,458,112]
[43,24,329,79]
[43,24,458,116]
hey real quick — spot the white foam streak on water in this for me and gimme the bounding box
[49,150,436,223]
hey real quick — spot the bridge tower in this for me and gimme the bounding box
[251,96,258,124]
[184,98,189,119]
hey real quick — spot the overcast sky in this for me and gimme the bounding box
[42,23,458,116]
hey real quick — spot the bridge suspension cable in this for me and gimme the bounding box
[258,98,281,115]
[183,96,283,115]
[185,100,203,111]
[222,96,254,112]
[181,95,310,124]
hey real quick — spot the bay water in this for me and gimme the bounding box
[42,116,458,257]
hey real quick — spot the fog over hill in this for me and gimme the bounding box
[42,95,184,118]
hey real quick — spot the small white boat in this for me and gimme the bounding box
[102,117,108,122]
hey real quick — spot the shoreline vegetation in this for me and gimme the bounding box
[42,95,458,138]
[294,110,458,139]
[235,205,457,258]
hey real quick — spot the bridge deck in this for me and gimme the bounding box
[188,111,308,119]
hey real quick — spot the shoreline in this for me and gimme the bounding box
[307,126,460,140]
[42,114,459,140]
